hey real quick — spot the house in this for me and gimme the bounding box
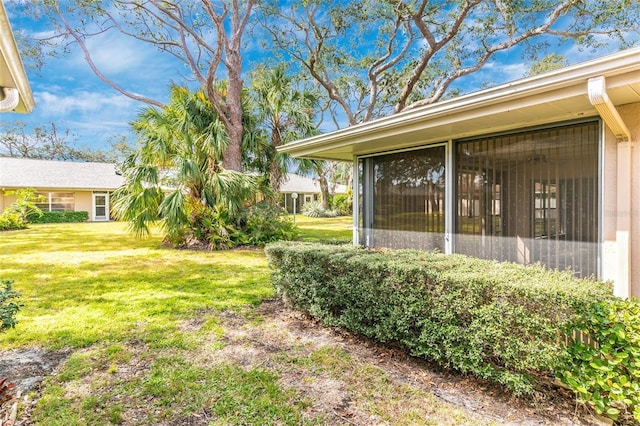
[0,0,35,113]
[279,47,640,299]
[0,158,123,221]
[279,173,347,213]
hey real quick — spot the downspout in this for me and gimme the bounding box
[588,76,633,298]
[0,87,19,112]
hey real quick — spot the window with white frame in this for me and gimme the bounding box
[35,192,75,212]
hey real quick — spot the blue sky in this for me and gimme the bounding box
[2,1,634,154]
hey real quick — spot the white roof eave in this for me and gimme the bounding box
[280,47,640,161]
[0,1,35,114]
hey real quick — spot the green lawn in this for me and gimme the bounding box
[0,221,272,349]
[0,216,489,425]
[287,214,353,241]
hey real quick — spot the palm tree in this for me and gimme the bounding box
[112,86,258,247]
[249,65,318,200]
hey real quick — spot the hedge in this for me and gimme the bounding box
[28,211,89,224]
[265,241,614,395]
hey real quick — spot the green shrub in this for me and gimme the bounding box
[0,280,22,332]
[559,298,640,422]
[302,201,341,218]
[28,210,89,224]
[0,281,22,409]
[301,201,322,217]
[169,203,242,250]
[239,202,298,246]
[265,242,613,395]
[167,202,298,250]
[0,211,27,231]
[0,188,43,231]
[331,194,352,215]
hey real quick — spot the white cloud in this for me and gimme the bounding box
[81,32,155,76]
[483,61,528,81]
[36,89,137,117]
[29,88,142,148]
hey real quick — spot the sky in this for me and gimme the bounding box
[1,1,635,155]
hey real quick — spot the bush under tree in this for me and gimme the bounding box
[301,201,341,218]
[112,86,297,249]
[0,188,43,231]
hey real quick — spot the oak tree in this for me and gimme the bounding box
[260,0,639,125]
[40,0,256,171]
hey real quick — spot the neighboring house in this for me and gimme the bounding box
[280,47,640,299]
[0,0,35,113]
[0,158,123,221]
[279,173,347,213]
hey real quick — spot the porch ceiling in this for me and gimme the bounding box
[279,47,640,161]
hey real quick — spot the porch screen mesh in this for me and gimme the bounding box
[369,146,446,250]
[455,121,599,277]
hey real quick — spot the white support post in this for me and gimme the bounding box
[445,139,454,254]
[352,158,359,245]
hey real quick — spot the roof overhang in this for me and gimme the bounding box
[280,47,640,161]
[0,1,35,114]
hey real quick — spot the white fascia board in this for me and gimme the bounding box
[280,47,640,160]
[0,1,35,114]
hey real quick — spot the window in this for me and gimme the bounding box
[35,192,75,212]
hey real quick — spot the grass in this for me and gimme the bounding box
[0,222,271,349]
[288,214,352,242]
[0,216,489,425]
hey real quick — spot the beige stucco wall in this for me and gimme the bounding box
[75,191,93,219]
[0,189,98,220]
[601,102,640,299]
[0,191,17,212]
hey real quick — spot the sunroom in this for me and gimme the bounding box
[279,47,640,299]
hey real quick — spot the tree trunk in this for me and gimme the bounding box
[222,43,245,172]
[223,121,243,171]
[269,160,283,203]
[268,127,284,202]
[317,174,330,210]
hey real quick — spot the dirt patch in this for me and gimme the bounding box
[2,300,598,425]
[211,299,592,425]
[0,348,70,394]
[0,347,70,425]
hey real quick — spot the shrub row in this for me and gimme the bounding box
[28,211,89,224]
[265,242,613,396]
